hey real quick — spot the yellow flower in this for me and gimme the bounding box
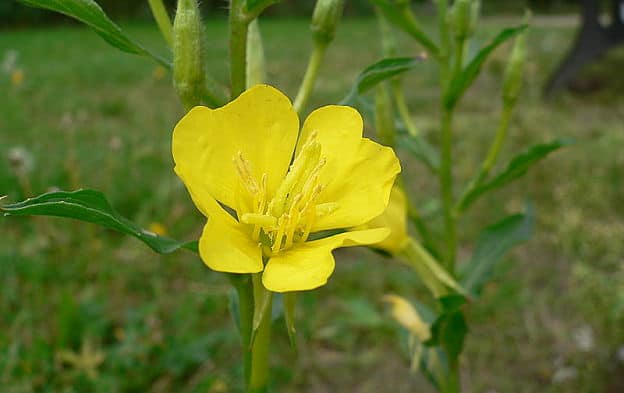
[11,68,24,86]
[366,185,409,254]
[172,85,400,292]
[382,294,431,342]
[148,222,168,236]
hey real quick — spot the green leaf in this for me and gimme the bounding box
[444,25,527,109]
[1,189,195,254]
[428,311,467,361]
[459,139,571,211]
[19,0,171,68]
[340,57,424,105]
[371,0,439,56]
[396,133,440,172]
[460,206,534,295]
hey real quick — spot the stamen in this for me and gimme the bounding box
[233,151,259,196]
[271,215,287,253]
[241,213,277,228]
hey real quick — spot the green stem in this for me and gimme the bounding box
[229,0,250,99]
[293,41,328,114]
[452,39,465,79]
[481,104,513,175]
[437,0,452,90]
[248,281,273,393]
[391,79,418,137]
[148,0,173,48]
[442,357,461,393]
[230,275,254,386]
[439,107,456,274]
[406,199,439,259]
[456,103,514,214]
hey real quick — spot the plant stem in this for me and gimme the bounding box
[481,104,513,176]
[148,0,173,48]
[229,0,250,99]
[436,0,452,90]
[293,41,328,114]
[443,358,461,393]
[456,103,514,214]
[248,282,272,393]
[439,106,456,274]
[231,275,254,385]
[391,79,419,137]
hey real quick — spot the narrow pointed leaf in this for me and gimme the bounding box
[459,139,571,211]
[460,206,534,295]
[1,189,195,254]
[19,0,171,68]
[444,25,527,109]
[371,0,439,56]
[340,57,425,105]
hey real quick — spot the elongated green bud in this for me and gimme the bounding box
[450,0,473,41]
[311,0,345,45]
[470,0,481,36]
[246,19,266,88]
[502,27,527,106]
[173,0,206,110]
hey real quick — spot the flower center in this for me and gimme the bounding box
[233,132,338,255]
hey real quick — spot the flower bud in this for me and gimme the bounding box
[173,0,206,110]
[311,0,345,45]
[470,0,481,35]
[503,28,527,106]
[246,19,266,88]
[450,0,473,42]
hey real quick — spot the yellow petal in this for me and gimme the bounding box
[172,84,299,213]
[366,185,409,254]
[298,105,400,230]
[382,294,431,342]
[199,213,263,274]
[262,228,389,292]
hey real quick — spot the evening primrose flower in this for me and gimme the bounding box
[172,84,400,292]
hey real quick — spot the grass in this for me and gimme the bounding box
[1,15,624,393]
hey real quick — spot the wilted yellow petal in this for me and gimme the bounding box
[262,228,389,292]
[382,294,431,341]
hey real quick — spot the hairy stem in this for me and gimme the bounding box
[294,41,328,114]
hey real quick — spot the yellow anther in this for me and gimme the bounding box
[241,213,278,228]
[316,202,339,217]
[270,137,322,217]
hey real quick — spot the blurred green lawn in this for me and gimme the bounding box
[1,16,623,393]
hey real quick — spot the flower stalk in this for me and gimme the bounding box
[294,0,345,113]
[229,0,251,98]
[148,0,173,48]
